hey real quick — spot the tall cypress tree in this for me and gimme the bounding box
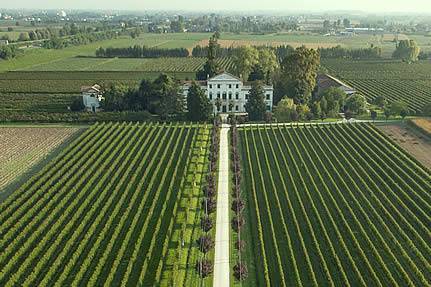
[187,82,213,121]
[245,82,266,121]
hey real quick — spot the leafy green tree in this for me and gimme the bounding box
[154,74,185,119]
[18,32,30,42]
[345,93,367,115]
[258,48,279,82]
[196,33,221,80]
[233,46,259,80]
[247,64,265,82]
[343,18,351,28]
[187,82,212,121]
[392,40,420,63]
[370,110,378,122]
[310,101,322,119]
[373,95,387,109]
[384,106,392,121]
[274,97,297,122]
[319,87,346,117]
[70,97,85,112]
[390,101,409,117]
[296,104,312,121]
[137,79,156,112]
[0,45,19,60]
[245,82,266,121]
[278,46,320,104]
[102,84,130,111]
[196,60,220,80]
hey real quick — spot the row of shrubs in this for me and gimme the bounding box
[231,120,248,281]
[0,111,155,123]
[195,119,221,278]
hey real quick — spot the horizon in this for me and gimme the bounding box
[1,0,431,15]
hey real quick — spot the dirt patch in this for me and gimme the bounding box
[377,123,431,170]
[409,118,431,136]
[195,39,340,49]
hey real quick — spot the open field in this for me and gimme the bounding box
[377,122,431,170]
[0,122,211,286]
[239,123,431,286]
[323,59,431,113]
[0,127,81,191]
[0,33,210,72]
[2,32,428,72]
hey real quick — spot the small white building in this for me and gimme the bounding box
[182,72,273,114]
[81,84,103,112]
[0,40,9,46]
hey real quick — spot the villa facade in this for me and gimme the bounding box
[182,72,273,114]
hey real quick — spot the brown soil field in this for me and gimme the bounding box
[0,127,81,191]
[377,122,431,170]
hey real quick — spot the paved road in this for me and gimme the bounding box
[213,124,230,287]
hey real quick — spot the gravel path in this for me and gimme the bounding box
[213,124,230,287]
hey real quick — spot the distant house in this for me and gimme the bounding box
[81,84,103,112]
[0,40,9,46]
[182,72,273,114]
[316,74,356,96]
[345,27,384,35]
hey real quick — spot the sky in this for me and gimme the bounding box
[1,0,431,14]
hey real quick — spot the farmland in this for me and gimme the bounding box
[239,123,431,286]
[0,122,212,286]
[323,59,431,113]
[0,126,81,192]
[19,57,234,72]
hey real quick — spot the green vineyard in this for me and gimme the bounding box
[0,122,211,286]
[323,59,431,113]
[239,123,431,286]
[19,57,234,73]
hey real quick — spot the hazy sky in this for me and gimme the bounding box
[1,0,431,13]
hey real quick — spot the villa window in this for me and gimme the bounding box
[228,92,232,100]
[222,92,227,100]
[217,92,221,99]
[266,94,270,100]
[235,93,239,100]
[235,105,239,111]
[236,84,239,88]
[245,94,249,100]
[209,84,213,89]
[217,84,221,89]
[266,105,271,111]
[229,84,232,88]
[209,92,213,100]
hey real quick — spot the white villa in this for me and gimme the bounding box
[182,72,273,114]
[81,84,103,112]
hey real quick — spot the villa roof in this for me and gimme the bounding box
[207,72,242,82]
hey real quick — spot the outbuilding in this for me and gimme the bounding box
[81,84,103,112]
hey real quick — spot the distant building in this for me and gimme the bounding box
[0,40,9,46]
[182,72,273,114]
[81,84,103,112]
[316,74,356,96]
[345,27,384,34]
